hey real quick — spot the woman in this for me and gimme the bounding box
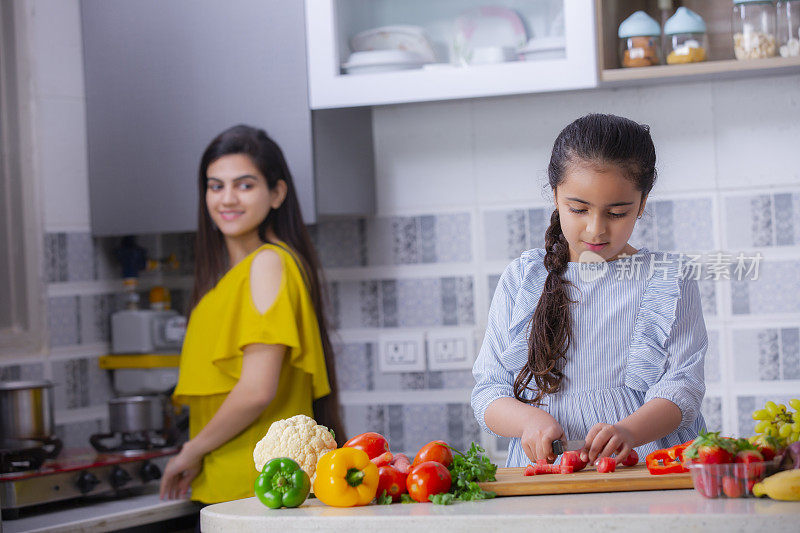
[160,124,343,504]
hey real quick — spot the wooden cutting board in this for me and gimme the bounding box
[477,464,693,496]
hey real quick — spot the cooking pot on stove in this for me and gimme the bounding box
[0,380,56,441]
[108,394,169,433]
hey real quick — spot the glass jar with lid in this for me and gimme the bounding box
[777,0,800,56]
[733,0,777,59]
[618,11,662,67]
[665,7,709,64]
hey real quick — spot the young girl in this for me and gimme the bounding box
[472,114,706,467]
[160,125,343,503]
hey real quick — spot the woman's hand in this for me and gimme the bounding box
[520,413,565,464]
[159,442,203,500]
[583,423,635,465]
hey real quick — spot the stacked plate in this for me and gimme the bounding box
[344,25,436,75]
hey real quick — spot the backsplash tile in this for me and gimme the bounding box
[702,397,723,432]
[0,361,45,382]
[729,259,800,315]
[342,403,479,456]
[48,296,80,347]
[55,418,107,449]
[725,191,800,249]
[51,356,114,409]
[732,327,800,382]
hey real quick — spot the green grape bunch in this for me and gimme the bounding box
[752,399,800,446]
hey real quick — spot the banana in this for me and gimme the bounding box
[752,470,800,501]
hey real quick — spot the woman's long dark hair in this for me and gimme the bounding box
[191,124,344,441]
[514,114,657,405]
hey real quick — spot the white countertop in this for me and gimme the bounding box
[3,486,199,533]
[201,490,800,533]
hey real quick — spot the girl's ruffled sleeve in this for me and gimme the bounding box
[471,259,523,437]
[626,261,707,430]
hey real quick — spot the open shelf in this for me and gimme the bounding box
[601,55,800,84]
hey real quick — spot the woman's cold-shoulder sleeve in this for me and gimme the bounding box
[212,250,331,400]
[471,257,526,437]
[626,256,707,429]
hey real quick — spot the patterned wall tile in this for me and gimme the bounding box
[0,361,45,382]
[527,208,550,250]
[725,192,800,249]
[44,233,68,282]
[729,259,800,315]
[48,296,80,346]
[78,294,112,344]
[54,418,108,449]
[333,343,372,391]
[66,233,96,281]
[51,356,114,409]
[732,327,800,382]
[630,198,714,252]
[93,236,119,280]
[396,278,443,327]
[435,213,472,263]
[484,209,527,261]
[311,218,367,268]
[698,279,717,318]
[403,404,449,455]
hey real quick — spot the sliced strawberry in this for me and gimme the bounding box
[734,449,765,479]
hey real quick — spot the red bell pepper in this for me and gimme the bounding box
[646,443,690,475]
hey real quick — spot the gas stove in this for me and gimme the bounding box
[0,447,178,519]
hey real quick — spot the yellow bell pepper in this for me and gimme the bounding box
[312,447,379,507]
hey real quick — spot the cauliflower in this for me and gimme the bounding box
[253,414,337,483]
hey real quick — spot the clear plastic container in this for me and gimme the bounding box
[777,0,800,56]
[618,11,662,67]
[687,461,779,498]
[733,0,778,59]
[665,7,709,64]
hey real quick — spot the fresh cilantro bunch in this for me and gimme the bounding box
[429,442,498,505]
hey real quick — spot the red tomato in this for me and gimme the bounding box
[406,461,452,502]
[343,432,390,460]
[620,449,639,467]
[561,451,588,472]
[722,476,744,498]
[596,457,616,473]
[377,465,407,502]
[412,440,453,468]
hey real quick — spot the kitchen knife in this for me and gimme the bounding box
[551,439,585,456]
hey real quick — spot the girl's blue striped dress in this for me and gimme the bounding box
[472,247,707,467]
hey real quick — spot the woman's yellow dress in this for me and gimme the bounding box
[172,243,331,504]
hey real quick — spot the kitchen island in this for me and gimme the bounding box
[202,489,799,532]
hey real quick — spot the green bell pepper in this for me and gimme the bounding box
[254,457,311,509]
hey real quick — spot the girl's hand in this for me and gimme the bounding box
[520,413,565,464]
[159,443,203,500]
[583,423,635,465]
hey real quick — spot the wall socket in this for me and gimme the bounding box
[378,331,426,373]
[426,328,475,371]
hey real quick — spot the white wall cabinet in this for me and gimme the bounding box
[305,0,598,109]
[81,0,374,236]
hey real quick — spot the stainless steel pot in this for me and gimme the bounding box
[0,380,55,441]
[108,395,167,433]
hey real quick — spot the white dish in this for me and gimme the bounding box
[350,25,437,63]
[519,36,566,61]
[470,46,519,64]
[342,50,428,75]
[453,6,528,66]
